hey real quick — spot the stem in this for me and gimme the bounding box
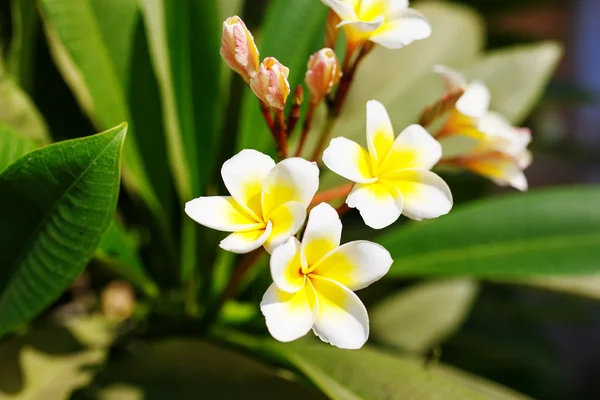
[336,203,350,217]
[310,183,354,206]
[260,101,275,132]
[276,110,288,158]
[295,103,316,157]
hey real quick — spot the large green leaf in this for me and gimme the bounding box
[378,187,600,277]
[236,0,330,155]
[264,341,527,400]
[0,124,126,337]
[0,122,36,172]
[503,276,600,301]
[96,220,158,297]
[371,279,479,353]
[39,0,169,226]
[0,63,50,145]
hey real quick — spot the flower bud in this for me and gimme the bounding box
[250,57,290,110]
[305,48,342,104]
[220,16,260,83]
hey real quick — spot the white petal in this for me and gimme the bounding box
[433,64,468,93]
[270,237,305,293]
[381,124,442,172]
[264,201,307,254]
[320,0,357,20]
[221,149,275,218]
[337,16,384,32]
[322,137,375,184]
[219,221,272,254]
[346,182,403,229]
[369,9,431,49]
[313,241,393,290]
[301,203,342,268]
[384,169,453,221]
[261,282,317,343]
[455,81,490,119]
[185,196,262,232]
[461,155,528,191]
[311,276,369,350]
[366,100,395,167]
[261,158,319,217]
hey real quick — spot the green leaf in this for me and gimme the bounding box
[378,186,600,277]
[503,276,600,301]
[39,0,169,226]
[371,279,479,353]
[266,341,522,400]
[0,122,36,172]
[7,0,38,93]
[236,0,330,155]
[0,63,51,145]
[306,1,484,188]
[96,220,159,297]
[0,124,126,337]
[73,339,326,399]
[461,42,563,124]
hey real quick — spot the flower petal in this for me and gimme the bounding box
[369,9,431,49]
[460,154,528,191]
[384,169,453,221]
[185,196,262,232]
[301,203,342,269]
[271,237,305,293]
[433,64,468,93]
[346,182,403,229]
[311,276,369,349]
[320,0,357,20]
[381,124,442,171]
[366,100,395,168]
[337,16,384,33]
[455,81,490,119]
[221,149,276,219]
[264,201,307,254]
[261,282,318,343]
[322,137,375,184]
[312,241,392,290]
[261,158,319,217]
[220,221,272,254]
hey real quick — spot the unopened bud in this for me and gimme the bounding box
[250,57,290,110]
[305,48,342,104]
[220,16,260,83]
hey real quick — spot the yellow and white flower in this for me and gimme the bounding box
[323,100,452,229]
[320,0,431,49]
[261,203,392,349]
[185,149,319,254]
[434,65,532,191]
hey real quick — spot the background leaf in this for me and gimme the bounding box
[0,122,36,172]
[378,186,600,277]
[371,279,479,353]
[236,0,330,155]
[503,276,600,301]
[7,0,38,93]
[0,124,126,337]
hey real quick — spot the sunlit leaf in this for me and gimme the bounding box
[504,276,600,301]
[0,122,36,172]
[378,187,600,277]
[372,279,479,353]
[0,124,126,337]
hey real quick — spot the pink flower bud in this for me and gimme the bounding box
[220,16,260,83]
[305,48,342,104]
[250,57,290,110]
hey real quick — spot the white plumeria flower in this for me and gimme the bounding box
[323,100,453,229]
[434,65,533,191]
[260,203,392,349]
[185,149,319,254]
[321,0,431,49]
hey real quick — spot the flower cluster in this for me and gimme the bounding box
[187,0,535,349]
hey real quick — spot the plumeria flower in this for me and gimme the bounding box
[323,100,452,229]
[250,57,291,110]
[321,0,431,49]
[434,65,532,191]
[261,203,393,349]
[185,149,319,254]
[220,16,260,83]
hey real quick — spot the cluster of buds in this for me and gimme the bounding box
[221,16,290,111]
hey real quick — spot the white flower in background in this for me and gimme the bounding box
[320,0,431,49]
[434,65,532,191]
[323,100,452,229]
[261,203,392,349]
[220,16,260,83]
[185,150,319,254]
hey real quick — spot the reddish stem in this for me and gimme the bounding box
[310,183,354,207]
[295,103,316,157]
[276,110,288,158]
